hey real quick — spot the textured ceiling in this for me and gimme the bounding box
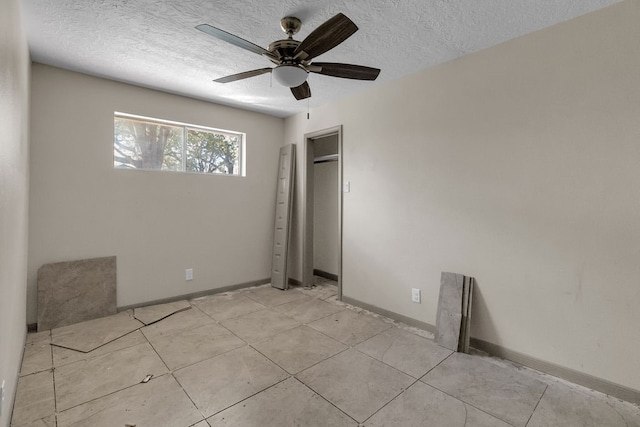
[22,0,620,118]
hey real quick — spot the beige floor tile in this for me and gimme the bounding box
[140,306,215,341]
[133,300,191,325]
[16,281,638,427]
[307,309,393,346]
[364,381,511,427]
[191,293,265,321]
[51,311,143,353]
[56,374,202,427]
[220,309,299,343]
[243,285,308,307]
[52,329,147,367]
[54,342,169,411]
[528,382,640,427]
[421,352,547,427]
[147,322,245,370]
[296,349,414,423]
[355,327,453,378]
[207,377,357,426]
[26,330,51,345]
[174,346,288,417]
[12,414,56,427]
[253,326,347,374]
[19,341,52,376]
[296,281,338,300]
[274,296,345,323]
[11,371,55,426]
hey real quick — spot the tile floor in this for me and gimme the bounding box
[11,277,640,426]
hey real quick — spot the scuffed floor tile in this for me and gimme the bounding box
[421,352,547,427]
[307,310,392,346]
[174,346,288,417]
[207,377,357,426]
[253,325,347,374]
[191,293,265,321]
[147,322,245,370]
[57,374,202,427]
[365,381,511,426]
[220,309,299,343]
[296,349,414,423]
[11,371,55,426]
[133,300,191,325]
[51,311,143,353]
[54,342,169,411]
[356,327,452,378]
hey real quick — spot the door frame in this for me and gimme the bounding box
[302,125,343,300]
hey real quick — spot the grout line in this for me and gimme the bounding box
[361,377,421,424]
[525,384,548,426]
[419,350,455,379]
[54,372,174,414]
[49,340,59,427]
[291,346,352,377]
[205,376,292,420]
[421,381,518,427]
[145,334,172,373]
[51,329,145,369]
[172,371,208,423]
[292,376,360,424]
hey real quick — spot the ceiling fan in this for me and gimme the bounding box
[195,13,381,101]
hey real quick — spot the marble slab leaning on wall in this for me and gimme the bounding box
[435,272,474,353]
[37,256,117,331]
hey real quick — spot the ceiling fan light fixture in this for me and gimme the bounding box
[272,64,308,88]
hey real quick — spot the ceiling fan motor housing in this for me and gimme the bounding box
[268,39,301,64]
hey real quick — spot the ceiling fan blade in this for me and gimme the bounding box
[291,81,311,100]
[309,63,380,80]
[196,24,277,60]
[294,13,358,61]
[214,68,272,83]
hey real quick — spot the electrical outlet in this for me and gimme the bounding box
[411,288,421,303]
[185,269,193,281]
[1,379,5,417]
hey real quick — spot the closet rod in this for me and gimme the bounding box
[314,154,339,164]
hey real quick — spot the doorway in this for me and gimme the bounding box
[302,126,343,299]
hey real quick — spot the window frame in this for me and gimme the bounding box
[114,111,246,177]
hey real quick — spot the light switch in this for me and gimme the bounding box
[343,181,351,193]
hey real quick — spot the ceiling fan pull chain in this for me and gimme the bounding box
[307,98,310,120]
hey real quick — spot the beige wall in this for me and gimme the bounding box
[0,0,30,425]
[313,146,339,275]
[28,64,283,323]
[285,1,640,391]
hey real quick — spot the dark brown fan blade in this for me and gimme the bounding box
[196,24,277,60]
[294,13,357,61]
[214,68,272,83]
[309,63,380,80]
[291,81,311,100]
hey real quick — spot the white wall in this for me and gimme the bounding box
[313,155,339,275]
[0,0,30,425]
[285,1,640,391]
[28,64,283,323]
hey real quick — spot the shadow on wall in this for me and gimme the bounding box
[469,280,499,347]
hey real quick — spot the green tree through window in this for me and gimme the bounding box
[186,129,238,174]
[114,113,243,175]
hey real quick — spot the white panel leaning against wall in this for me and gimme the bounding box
[113,112,246,176]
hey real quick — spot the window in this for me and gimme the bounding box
[114,112,244,176]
